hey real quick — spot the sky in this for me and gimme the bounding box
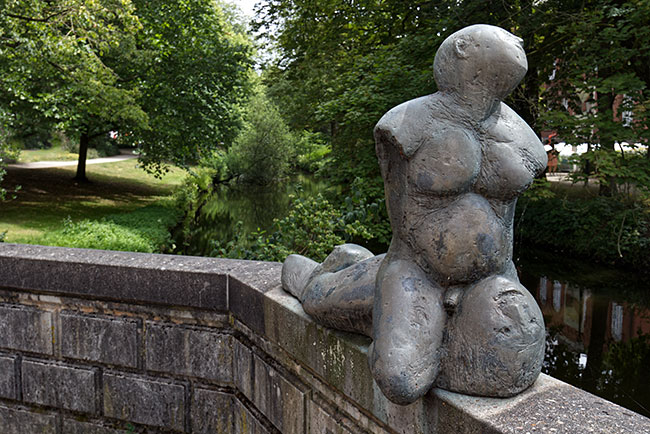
[231,0,259,18]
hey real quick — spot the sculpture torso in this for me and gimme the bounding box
[375,93,546,284]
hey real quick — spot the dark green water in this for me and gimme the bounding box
[186,180,650,417]
[179,174,335,256]
[516,248,650,418]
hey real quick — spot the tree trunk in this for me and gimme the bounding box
[596,88,618,197]
[74,131,89,182]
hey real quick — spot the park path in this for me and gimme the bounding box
[7,153,138,169]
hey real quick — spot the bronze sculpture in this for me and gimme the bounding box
[282,24,547,405]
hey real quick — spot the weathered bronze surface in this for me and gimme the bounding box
[282,24,547,405]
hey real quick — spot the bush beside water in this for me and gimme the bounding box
[210,193,372,262]
[515,195,650,271]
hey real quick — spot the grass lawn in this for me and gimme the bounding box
[548,178,601,198]
[0,159,187,244]
[17,145,80,163]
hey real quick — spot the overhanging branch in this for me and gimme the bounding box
[4,8,71,23]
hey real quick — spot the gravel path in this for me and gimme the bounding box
[7,153,138,169]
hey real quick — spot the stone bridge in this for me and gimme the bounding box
[0,243,647,433]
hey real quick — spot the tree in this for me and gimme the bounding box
[0,0,148,181]
[0,0,254,181]
[127,0,254,175]
[538,0,650,197]
[257,0,650,198]
[255,1,570,181]
[225,90,294,184]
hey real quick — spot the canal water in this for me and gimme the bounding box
[186,180,650,417]
[179,174,335,256]
[516,248,650,418]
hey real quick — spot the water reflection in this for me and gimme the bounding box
[179,175,335,256]
[518,249,650,417]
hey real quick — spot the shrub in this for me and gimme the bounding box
[59,131,120,158]
[1,137,21,200]
[570,148,650,200]
[226,93,294,185]
[211,193,372,262]
[293,131,332,173]
[515,195,650,270]
[172,168,218,251]
[340,176,391,247]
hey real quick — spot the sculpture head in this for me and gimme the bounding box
[434,24,527,103]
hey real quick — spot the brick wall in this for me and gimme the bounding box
[0,244,648,434]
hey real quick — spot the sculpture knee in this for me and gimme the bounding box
[300,274,331,317]
[437,275,545,396]
[369,343,435,405]
[370,258,446,404]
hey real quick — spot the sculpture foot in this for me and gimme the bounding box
[281,245,380,336]
[281,254,318,300]
[281,244,374,301]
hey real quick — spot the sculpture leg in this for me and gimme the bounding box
[436,274,545,397]
[370,256,447,405]
[281,244,381,336]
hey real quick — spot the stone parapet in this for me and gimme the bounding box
[0,243,647,433]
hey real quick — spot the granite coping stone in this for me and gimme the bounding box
[434,375,650,433]
[1,243,649,433]
[0,243,280,311]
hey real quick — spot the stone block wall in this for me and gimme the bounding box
[0,244,648,434]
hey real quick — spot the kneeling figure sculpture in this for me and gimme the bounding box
[282,24,547,405]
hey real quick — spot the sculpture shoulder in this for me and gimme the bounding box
[374,95,436,158]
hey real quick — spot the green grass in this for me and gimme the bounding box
[0,159,187,246]
[548,178,601,199]
[37,205,182,253]
[17,145,79,163]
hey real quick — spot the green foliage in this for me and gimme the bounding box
[293,131,331,173]
[128,0,254,174]
[340,177,391,247]
[211,193,372,262]
[173,168,217,215]
[199,150,230,181]
[516,195,650,270]
[0,0,148,180]
[0,127,20,200]
[36,205,181,253]
[1,0,254,180]
[257,0,576,181]
[522,178,557,202]
[538,0,650,196]
[226,92,294,184]
[60,133,116,159]
[570,149,650,200]
[198,95,329,183]
[259,0,650,199]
